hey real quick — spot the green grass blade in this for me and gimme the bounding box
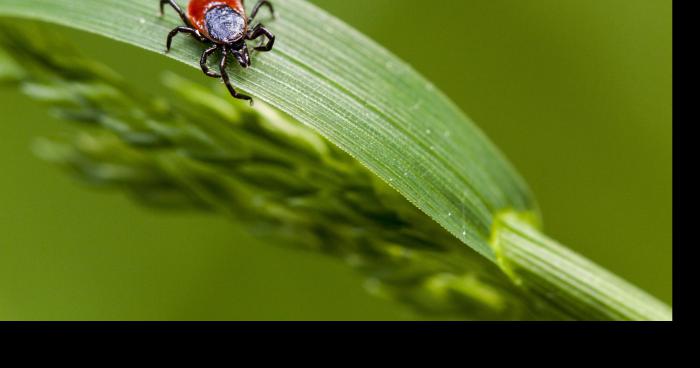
[0,1,671,321]
[492,212,672,321]
[0,0,536,260]
[1,23,553,319]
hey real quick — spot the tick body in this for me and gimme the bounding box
[159,0,276,104]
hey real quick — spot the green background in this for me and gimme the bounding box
[0,0,672,320]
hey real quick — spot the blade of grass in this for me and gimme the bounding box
[0,0,534,260]
[1,24,552,320]
[0,0,671,320]
[492,212,671,321]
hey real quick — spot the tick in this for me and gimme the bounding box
[159,0,276,104]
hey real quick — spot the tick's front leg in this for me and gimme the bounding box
[249,0,275,22]
[219,49,253,104]
[247,25,275,52]
[159,0,191,25]
[200,45,222,78]
[166,27,204,52]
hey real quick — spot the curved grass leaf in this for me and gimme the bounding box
[0,0,536,261]
[0,23,550,320]
[0,0,671,320]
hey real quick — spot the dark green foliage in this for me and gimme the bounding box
[1,25,555,320]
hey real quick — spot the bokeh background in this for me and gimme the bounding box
[0,0,672,320]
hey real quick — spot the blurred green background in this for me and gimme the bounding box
[0,0,672,320]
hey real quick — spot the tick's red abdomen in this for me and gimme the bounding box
[188,0,246,36]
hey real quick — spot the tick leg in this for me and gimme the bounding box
[220,49,253,104]
[166,26,204,51]
[159,0,190,25]
[247,25,275,52]
[200,45,221,78]
[249,0,275,21]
